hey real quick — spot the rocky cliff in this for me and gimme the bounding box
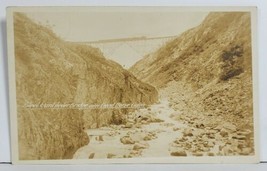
[14,13,158,160]
[130,12,253,129]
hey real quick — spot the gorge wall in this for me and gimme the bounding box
[14,13,158,160]
[130,12,253,129]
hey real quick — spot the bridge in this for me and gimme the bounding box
[82,36,177,68]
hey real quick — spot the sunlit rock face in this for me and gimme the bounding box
[14,13,158,160]
[130,12,253,131]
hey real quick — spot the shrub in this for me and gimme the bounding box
[220,68,244,81]
[220,45,244,81]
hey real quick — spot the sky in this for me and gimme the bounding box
[27,10,208,42]
[25,9,208,68]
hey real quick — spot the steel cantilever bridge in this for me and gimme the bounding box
[81,36,177,68]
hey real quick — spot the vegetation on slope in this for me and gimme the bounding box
[130,12,253,130]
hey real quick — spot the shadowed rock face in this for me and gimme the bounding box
[130,12,253,129]
[14,13,158,160]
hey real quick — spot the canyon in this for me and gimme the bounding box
[13,12,254,160]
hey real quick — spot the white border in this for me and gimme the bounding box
[0,1,266,164]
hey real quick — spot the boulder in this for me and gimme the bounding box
[215,122,237,132]
[207,141,215,147]
[151,118,164,123]
[220,128,228,137]
[143,131,157,141]
[237,130,252,136]
[173,127,180,131]
[107,153,116,158]
[193,129,205,137]
[170,148,187,156]
[195,123,205,129]
[125,122,133,128]
[208,152,215,156]
[98,135,104,141]
[183,128,194,137]
[222,146,234,155]
[141,120,148,124]
[136,123,142,128]
[222,122,237,132]
[88,153,95,159]
[133,142,149,150]
[143,135,152,141]
[232,135,247,140]
[129,149,142,157]
[239,147,253,155]
[193,152,203,156]
[120,136,135,144]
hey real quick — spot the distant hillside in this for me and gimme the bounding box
[130,12,253,128]
[14,13,158,160]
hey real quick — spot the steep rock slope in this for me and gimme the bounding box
[14,13,158,160]
[130,12,253,128]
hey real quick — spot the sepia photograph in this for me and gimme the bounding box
[6,6,259,164]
